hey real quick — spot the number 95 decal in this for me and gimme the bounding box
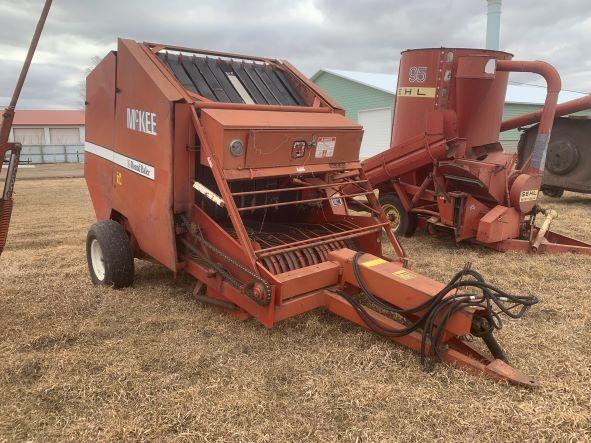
[409,66,427,83]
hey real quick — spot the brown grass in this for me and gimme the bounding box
[1,178,590,442]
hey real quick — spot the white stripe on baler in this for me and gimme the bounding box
[84,141,155,180]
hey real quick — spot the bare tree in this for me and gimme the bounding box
[79,56,103,107]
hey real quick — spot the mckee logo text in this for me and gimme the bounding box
[126,107,157,136]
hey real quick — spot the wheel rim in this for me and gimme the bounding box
[382,204,401,232]
[90,239,106,281]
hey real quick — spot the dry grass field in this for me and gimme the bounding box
[1,177,590,442]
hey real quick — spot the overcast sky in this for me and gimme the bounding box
[1,0,590,109]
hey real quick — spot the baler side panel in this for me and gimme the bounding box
[173,103,194,214]
[85,52,117,220]
[109,39,182,270]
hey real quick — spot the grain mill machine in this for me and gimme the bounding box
[84,39,538,386]
[363,48,591,254]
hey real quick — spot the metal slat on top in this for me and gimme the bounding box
[159,54,198,94]
[194,57,231,102]
[243,63,280,105]
[158,51,306,106]
[206,58,244,103]
[181,56,217,100]
[274,69,306,105]
[266,69,297,106]
[254,64,286,104]
[229,61,268,105]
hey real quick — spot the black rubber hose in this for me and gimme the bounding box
[337,252,538,371]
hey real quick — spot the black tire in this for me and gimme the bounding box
[379,194,417,237]
[86,220,135,288]
[542,187,564,198]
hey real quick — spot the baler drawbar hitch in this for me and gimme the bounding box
[336,254,538,372]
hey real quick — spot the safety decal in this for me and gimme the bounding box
[392,269,416,280]
[397,87,437,98]
[362,258,386,267]
[315,136,336,158]
[519,189,538,202]
[292,140,307,159]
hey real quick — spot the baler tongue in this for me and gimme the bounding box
[325,250,539,387]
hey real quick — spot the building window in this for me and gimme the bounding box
[13,128,45,145]
[49,128,81,145]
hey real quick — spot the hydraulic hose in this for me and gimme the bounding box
[337,253,538,371]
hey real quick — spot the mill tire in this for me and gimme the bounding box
[379,194,417,237]
[86,220,135,288]
[542,187,564,198]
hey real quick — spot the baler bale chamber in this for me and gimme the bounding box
[84,39,539,386]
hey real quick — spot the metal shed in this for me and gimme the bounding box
[6,109,85,164]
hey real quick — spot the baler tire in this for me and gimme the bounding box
[86,220,135,289]
[379,194,416,237]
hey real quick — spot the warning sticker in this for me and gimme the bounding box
[520,189,539,202]
[392,269,416,280]
[330,197,343,206]
[362,258,386,268]
[315,136,336,158]
[397,87,437,98]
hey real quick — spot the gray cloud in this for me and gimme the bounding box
[1,0,590,109]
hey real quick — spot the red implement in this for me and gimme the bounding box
[82,41,540,387]
[362,47,591,255]
[0,0,52,256]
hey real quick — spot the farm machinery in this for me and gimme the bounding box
[0,0,52,256]
[513,96,591,198]
[82,39,538,386]
[363,48,591,255]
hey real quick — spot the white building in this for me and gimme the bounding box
[7,110,85,163]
